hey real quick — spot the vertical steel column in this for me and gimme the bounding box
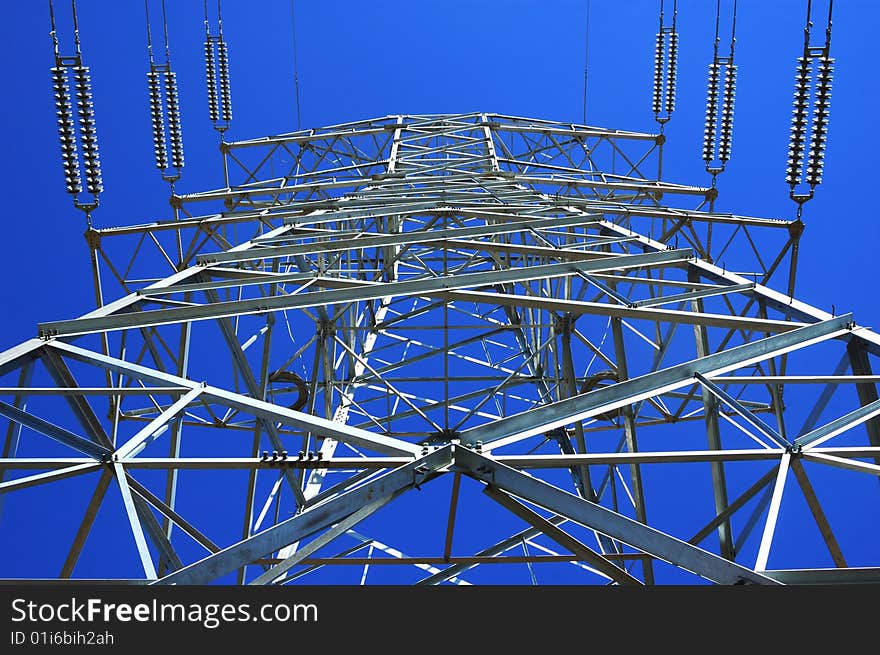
[610,316,655,583]
[159,316,190,569]
[688,267,734,560]
[558,315,596,500]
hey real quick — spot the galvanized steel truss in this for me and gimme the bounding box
[2,113,878,585]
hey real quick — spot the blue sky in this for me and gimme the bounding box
[1,1,878,583]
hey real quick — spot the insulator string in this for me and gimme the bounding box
[218,40,232,123]
[205,40,218,122]
[718,63,736,163]
[48,0,101,221]
[165,70,184,170]
[786,0,834,211]
[147,70,167,170]
[52,66,82,194]
[806,57,832,185]
[651,0,678,126]
[702,61,720,163]
[74,65,102,194]
[652,26,664,116]
[204,1,218,122]
[702,0,738,176]
[665,14,678,114]
[144,0,184,183]
[205,0,232,133]
[786,57,811,186]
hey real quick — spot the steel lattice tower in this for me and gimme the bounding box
[1,112,878,585]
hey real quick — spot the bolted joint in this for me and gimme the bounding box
[554,312,575,334]
[769,396,788,414]
[84,227,101,250]
[545,426,570,441]
[473,462,495,484]
[412,463,434,490]
[421,427,460,447]
[316,320,336,339]
[654,133,666,146]
[705,187,719,203]
[788,219,805,240]
[38,327,58,341]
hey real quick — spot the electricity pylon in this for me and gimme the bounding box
[2,113,877,585]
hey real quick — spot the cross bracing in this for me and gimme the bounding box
[1,113,877,585]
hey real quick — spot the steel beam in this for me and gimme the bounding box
[5,447,880,472]
[0,363,35,521]
[60,468,113,577]
[789,459,846,567]
[688,465,780,547]
[803,452,880,477]
[610,316,654,582]
[434,289,808,334]
[597,219,880,357]
[124,474,220,555]
[763,568,880,584]
[483,485,642,585]
[0,463,100,494]
[455,447,777,585]
[248,496,394,585]
[0,400,109,460]
[463,315,853,447]
[198,213,602,265]
[38,249,694,337]
[203,287,306,508]
[113,462,157,580]
[796,397,880,449]
[40,349,113,449]
[695,373,789,449]
[46,340,420,457]
[846,341,880,458]
[689,268,735,560]
[115,387,203,459]
[755,453,791,572]
[152,446,453,585]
